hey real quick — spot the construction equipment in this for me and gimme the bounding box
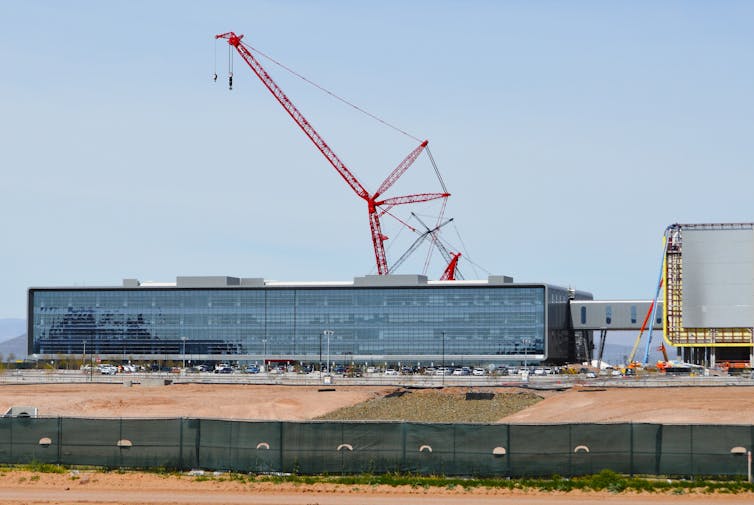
[389,218,453,274]
[216,32,449,275]
[440,252,462,281]
[412,213,464,280]
[627,230,671,365]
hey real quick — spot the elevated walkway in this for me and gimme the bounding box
[570,300,663,331]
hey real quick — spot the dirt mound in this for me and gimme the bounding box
[501,386,754,424]
[317,387,543,422]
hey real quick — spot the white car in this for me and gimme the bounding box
[384,369,398,376]
[472,368,485,376]
[99,365,117,375]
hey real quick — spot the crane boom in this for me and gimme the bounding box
[217,31,449,276]
[389,218,453,273]
[440,252,462,281]
[216,32,369,200]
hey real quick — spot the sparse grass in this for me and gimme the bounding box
[239,470,754,494]
[316,389,543,423]
[1,463,752,495]
[19,462,66,474]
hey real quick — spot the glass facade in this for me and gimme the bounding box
[29,284,564,363]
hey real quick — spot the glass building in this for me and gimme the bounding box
[28,275,592,365]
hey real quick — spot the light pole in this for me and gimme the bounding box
[262,338,267,372]
[522,337,532,370]
[323,330,334,374]
[181,337,187,369]
[441,331,446,385]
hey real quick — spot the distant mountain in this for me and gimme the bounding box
[0,334,27,360]
[0,319,26,343]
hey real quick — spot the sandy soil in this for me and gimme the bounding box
[0,470,749,505]
[500,386,754,424]
[2,384,754,504]
[0,384,393,420]
[2,383,753,424]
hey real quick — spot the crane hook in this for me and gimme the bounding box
[213,73,218,82]
[228,72,233,90]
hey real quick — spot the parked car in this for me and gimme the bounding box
[98,364,117,375]
[384,368,399,376]
[244,364,260,374]
[472,368,485,376]
[214,366,233,374]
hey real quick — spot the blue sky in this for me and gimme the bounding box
[2,1,753,320]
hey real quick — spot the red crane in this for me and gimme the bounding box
[440,252,462,281]
[216,32,449,275]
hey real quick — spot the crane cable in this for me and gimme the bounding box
[228,43,234,90]
[237,40,451,213]
[222,38,460,276]
[243,42,422,143]
[425,146,448,194]
[453,223,489,278]
[213,39,218,82]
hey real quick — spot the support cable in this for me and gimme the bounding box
[228,44,234,89]
[245,43,422,142]
[425,146,448,194]
[454,222,488,278]
[213,39,218,81]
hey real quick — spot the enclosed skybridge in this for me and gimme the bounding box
[570,300,663,331]
[570,300,664,364]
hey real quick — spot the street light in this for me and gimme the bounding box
[441,331,446,385]
[522,337,532,370]
[181,337,187,369]
[262,338,267,373]
[323,330,334,374]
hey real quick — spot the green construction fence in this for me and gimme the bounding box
[0,418,751,478]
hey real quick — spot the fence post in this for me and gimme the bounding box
[118,418,123,469]
[178,418,184,471]
[401,421,407,473]
[279,421,284,474]
[506,424,511,477]
[567,424,572,477]
[689,424,694,478]
[655,424,664,475]
[57,417,62,465]
[629,422,634,477]
[194,419,201,470]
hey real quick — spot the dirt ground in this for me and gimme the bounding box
[1,383,753,423]
[2,383,754,504]
[0,470,750,505]
[0,384,394,420]
[500,385,754,424]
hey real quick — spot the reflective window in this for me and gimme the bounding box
[30,286,549,360]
